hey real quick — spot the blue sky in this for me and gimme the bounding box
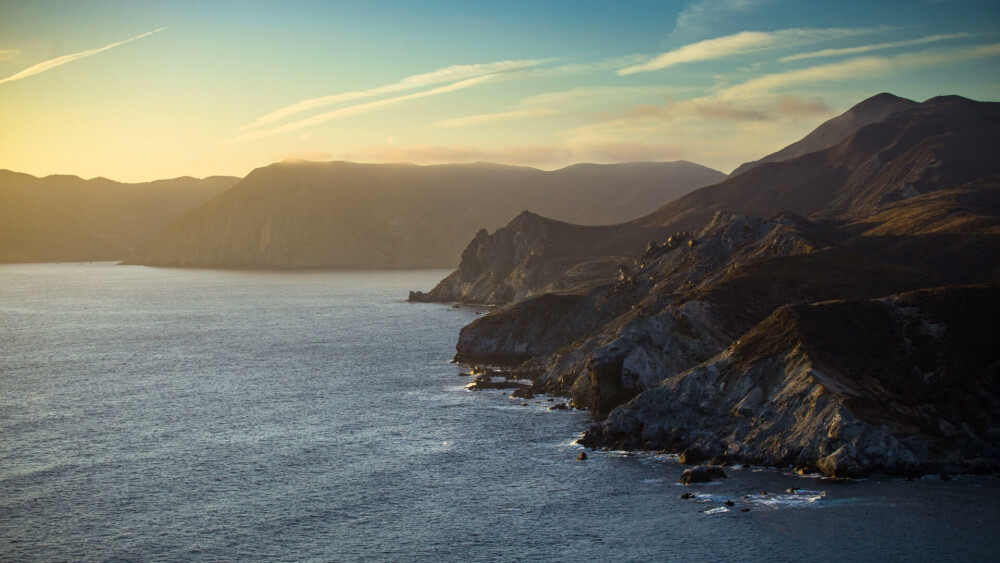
[1,0,998,181]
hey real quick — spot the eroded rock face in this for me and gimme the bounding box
[441,94,1000,478]
[416,211,673,305]
[583,285,1000,477]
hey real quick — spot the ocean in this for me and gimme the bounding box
[2,263,998,562]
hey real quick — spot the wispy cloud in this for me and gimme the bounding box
[433,109,557,129]
[619,27,889,75]
[518,85,698,107]
[0,28,165,86]
[236,59,551,132]
[719,41,1000,99]
[227,75,495,144]
[671,0,768,40]
[0,49,19,61]
[779,33,973,62]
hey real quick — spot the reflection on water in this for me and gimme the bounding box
[1,263,998,562]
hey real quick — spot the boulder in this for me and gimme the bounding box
[678,465,728,484]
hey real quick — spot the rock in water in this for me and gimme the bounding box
[678,466,728,484]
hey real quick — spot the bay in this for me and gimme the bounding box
[1,263,997,561]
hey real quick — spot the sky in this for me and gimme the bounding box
[1,0,998,182]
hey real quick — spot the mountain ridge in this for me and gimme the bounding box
[134,160,725,269]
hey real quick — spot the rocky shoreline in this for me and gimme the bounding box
[414,94,1000,479]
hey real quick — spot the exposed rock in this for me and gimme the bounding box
[678,448,710,465]
[585,285,1000,478]
[510,387,535,399]
[419,211,674,305]
[444,93,1000,478]
[465,374,529,391]
[577,451,588,461]
[678,466,728,484]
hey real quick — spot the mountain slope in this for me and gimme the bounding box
[0,171,238,263]
[135,160,724,269]
[635,95,1000,231]
[730,92,918,176]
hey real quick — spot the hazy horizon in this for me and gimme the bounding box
[1,0,998,182]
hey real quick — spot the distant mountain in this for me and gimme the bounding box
[0,171,239,263]
[434,93,1000,477]
[134,160,724,269]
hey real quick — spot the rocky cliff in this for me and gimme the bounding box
[440,93,1000,477]
[582,285,1000,477]
[409,211,673,304]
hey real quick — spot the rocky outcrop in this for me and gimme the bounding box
[678,466,728,484]
[455,210,941,413]
[442,93,1000,477]
[413,211,673,304]
[582,285,1000,477]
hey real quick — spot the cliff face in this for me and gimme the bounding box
[136,160,724,269]
[583,285,1000,477]
[410,211,673,304]
[442,93,1000,477]
[0,171,237,263]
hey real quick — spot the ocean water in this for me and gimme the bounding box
[1,263,998,562]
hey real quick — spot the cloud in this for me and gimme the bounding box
[0,28,164,86]
[779,33,973,62]
[589,94,832,126]
[236,59,551,132]
[619,27,889,75]
[0,49,19,61]
[719,42,1000,99]
[226,75,495,144]
[671,0,768,39]
[433,109,556,128]
[518,86,699,107]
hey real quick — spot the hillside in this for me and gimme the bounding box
[0,171,238,263]
[134,160,724,269]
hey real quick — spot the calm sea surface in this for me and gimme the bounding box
[2,263,998,562]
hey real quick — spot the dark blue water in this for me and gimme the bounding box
[2,263,998,562]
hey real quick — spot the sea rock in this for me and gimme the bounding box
[679,448,710,465]
[678,466,728,484]
[465,374,528,391]
[510,387,535,399]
